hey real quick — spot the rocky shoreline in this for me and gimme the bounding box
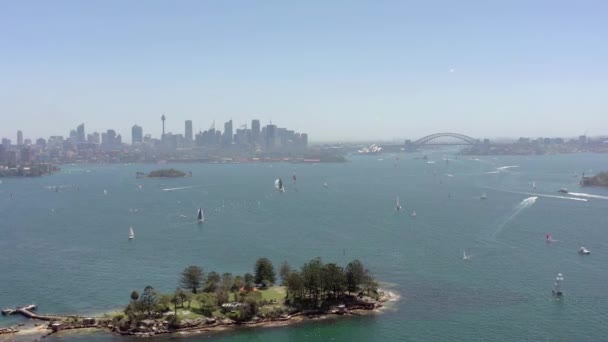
[1,290,397,340]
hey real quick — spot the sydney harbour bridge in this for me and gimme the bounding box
[381,132,487,152]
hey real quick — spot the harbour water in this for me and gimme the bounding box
[1,152,608,341]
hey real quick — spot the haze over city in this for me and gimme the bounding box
[1,0,607,142]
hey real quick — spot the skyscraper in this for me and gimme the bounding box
[77,123,85,142]
[161,114,166,141]
[17,130,23,146]
[223,119,233,146]
[251,119,260,145]
[132,125,143,145]
[265,124,277,150]
[185,120,193,142]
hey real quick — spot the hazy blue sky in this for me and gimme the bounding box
[1,0,606,142]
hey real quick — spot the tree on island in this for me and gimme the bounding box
[279,261,291,285]
[140,286,160,317]
[346,260,366,294]
[285,258,378,308]
[130,290,139,301]
[244,273,255,292]
[254,257,276,286]
[179,265,204,293]
[204,271,220,293]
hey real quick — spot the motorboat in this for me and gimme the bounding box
[578,247,590,255]
[558,188,568,194]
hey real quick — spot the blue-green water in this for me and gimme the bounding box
[1,153,608,341]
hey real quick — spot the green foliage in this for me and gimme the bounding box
[215,288,229,306]
[139,285,160,317]
[279,261,291,285]
[244,273,254,292]
[130,290,139,301]
[346,260,366,294]
[179,265,204,293]
[196,293,218,316]
[238,292,262,321]
[322,263,346,298]
[204,271,220,293]
[254,258,276,285]
[284,258,376,308]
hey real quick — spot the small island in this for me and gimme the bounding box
[581,171,608,186]
[1,258,395,339]
[145,169,190,178]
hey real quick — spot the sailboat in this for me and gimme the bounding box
[323,181,328,188]
[552,273,564,296]
[128,227,135,240]
[411,211,416,217]
[274,178,285,192]
[463,250,470,260]
[481,193,487,200]
[103,189,108,195]
[532,181,536,189]
[197,208,204,223]
[395,196,402,211]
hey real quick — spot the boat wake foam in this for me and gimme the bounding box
[490,196,537,239]
[497,165,519,171]
[162,185,205,192]
[567,192,608,200]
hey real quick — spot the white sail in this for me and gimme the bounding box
[275,178,285,192]
[411,211,416,217]
[396,196,401,210]
[129,227,135,239]
[463,250,469,260]
[197,208,204,222]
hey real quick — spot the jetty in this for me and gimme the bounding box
[1,304,57,321]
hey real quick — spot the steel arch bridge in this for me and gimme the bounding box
[413,133,478,146]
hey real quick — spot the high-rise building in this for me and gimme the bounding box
[132,125,143,145]
[251,120,260,145]
[161,115,166,141]
[2,138,11,147]
[87,132,100,144]
[185,120,193,142]
[223,120,233,146]
[20,147,31,163]
[77,123,85,142]
[301,133,308,148]
[265,124,277,150]
[17,130,23,145]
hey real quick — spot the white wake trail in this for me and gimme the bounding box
[162,185,206,192]
[490,196,538,239]
[567,192,608,200]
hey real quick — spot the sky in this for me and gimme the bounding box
[1,0,607,143]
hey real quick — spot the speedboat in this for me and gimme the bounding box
[558,188,568,194]
[578,247,590,255]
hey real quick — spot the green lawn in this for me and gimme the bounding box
[258,286,286,303]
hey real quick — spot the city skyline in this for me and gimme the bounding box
[1,1,607,141]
